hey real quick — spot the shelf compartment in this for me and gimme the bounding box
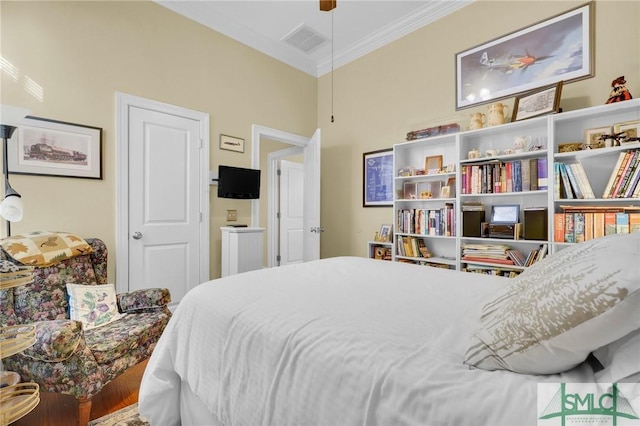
[0,325,36,359]
[0,382,40,425]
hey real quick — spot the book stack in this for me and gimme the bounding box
[554,205,640,242]
[461,243,513,265]
[554,161,595,199]
[602,149,640,198]
[461,157,547,195]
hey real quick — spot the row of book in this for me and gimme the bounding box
[603,149,640,198]
[462,266,521,278]
[396,236,431,258]
[460,157,548,195]
[396,204,456,236]
[554,161,595,199]
[554,207,640,243]
[460,242,548,267]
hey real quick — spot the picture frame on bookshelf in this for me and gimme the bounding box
[378,224,392,242]
[403,181,418,199]
[584,126,611,149]
[418,180,441,199]
[512,81,563,122]
[614,119,640,142]
[425,155,443,174]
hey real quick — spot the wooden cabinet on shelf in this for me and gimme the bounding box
[390,98,640,275]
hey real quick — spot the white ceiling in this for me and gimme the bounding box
[155,0,473,77]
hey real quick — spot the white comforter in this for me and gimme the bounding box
[139,257,595,425]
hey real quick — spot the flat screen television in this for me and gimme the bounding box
[217,165,261,199]
[490,204,520,224]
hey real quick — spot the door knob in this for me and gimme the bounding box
[132,231,143,240]
[310,227,325,233]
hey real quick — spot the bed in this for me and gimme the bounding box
[139,232,640,425]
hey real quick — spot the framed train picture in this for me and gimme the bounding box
[8,116,102,179]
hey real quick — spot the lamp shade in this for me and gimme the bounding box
[0,194,23,222]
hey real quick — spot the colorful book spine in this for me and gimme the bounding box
[602,151,628,198]
[554,213,565,242]
[574,212,585,243]
[616,212,629,234]
[630,213,640,233]
[563,162,583,199]
[530,158,538,191]
[604,212,617,235]
[564,213,575,243]
[584,212,594,241]
[537,157,548,190]
[569,161,595,199]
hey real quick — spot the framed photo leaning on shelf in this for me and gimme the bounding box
[512,81,563,121]
[424,155,443,174]
[363,149,394,207]
[378,224,392,242]
[584,126,611,149]
[614,120,640,142]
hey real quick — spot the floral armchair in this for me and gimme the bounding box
[0,235,171,425]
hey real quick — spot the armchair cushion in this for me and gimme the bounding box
[117,288,171,313]
[23,320,83,362]
[85,310,171,364]
[66,283,125,330]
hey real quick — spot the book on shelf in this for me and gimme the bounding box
[537,157,548,190]
[530,158,538,191]
[602,149,640,198]
[616,212,629,234]
[563,162,583,199]
[568,161,595,199]
[554,213,565,242]
[556,162,575,199]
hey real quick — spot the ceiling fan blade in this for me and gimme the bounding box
[320,0,336,11]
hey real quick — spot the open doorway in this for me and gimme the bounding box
[251,125,321,266]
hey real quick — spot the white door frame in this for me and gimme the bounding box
[251,125,310,267]
[267,146,303,267]
[115,92,210,293]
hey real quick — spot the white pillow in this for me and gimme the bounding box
[464,232,640,374]
[593,329,640,383]
[66,283,125,330]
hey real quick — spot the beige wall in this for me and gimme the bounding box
[1,1,639,279]
[317,0,640,259]
[0,1,317,280]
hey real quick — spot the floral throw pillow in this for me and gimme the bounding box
[66,283,125,330]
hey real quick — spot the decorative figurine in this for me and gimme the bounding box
[605,76,633,104]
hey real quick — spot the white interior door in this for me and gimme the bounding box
[116,93,209,308]
[279,159,304,265]
[303,129,321,261]
[252,125,321,264]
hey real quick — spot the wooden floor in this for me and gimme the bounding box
[13,359,148,426]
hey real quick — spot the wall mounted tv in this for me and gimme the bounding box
[217,165,261,199]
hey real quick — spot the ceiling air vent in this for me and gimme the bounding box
[282,24,329,54]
